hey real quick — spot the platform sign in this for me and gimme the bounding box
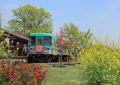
[53,48,55,55]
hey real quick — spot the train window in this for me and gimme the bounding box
[30,36,36,45]
[38,37,42,45]
[44,36,51,46]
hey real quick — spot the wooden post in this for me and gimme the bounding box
[60,50,63,67]
[67,56,69,63]
[59,50,63,67]
[60,56,62,67]
[22,44,24,62]
[59,56,61,66]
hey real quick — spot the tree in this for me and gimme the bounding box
[62,23,93,59]
[8,4,53,36]
[55,28,70,66]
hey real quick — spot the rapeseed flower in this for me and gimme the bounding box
[80,41,120,84]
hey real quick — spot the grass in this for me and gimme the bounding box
[41,64,84,85]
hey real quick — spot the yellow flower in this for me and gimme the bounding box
[2,46,4,49]
[8,50,11,53]
[17,42,19,45]
[116,59,119,65]
[4,25,8,28]
[17,48,19,50]
[11,40,14,43]
[116,71,119,74]
[0,30,4,33]
[4,38,10,44]
[108,67,111,71]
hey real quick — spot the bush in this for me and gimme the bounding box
[0,30,48,85]
[0,30,19,59]
[79,41,120,85]
[0,62,47,85]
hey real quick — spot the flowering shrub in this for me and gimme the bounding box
[0,29,48,85]
[0,63,47,85]
[33,65,47,83]
[79,41,120,85]
[55,28,70,53]
[0,30,19,58]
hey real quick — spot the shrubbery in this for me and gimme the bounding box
[80,41,120,85]
[0,30,47,85]
[0,62,47,85]
[0,30,18,58]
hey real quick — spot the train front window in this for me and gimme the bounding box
[38,37,42,45]
[30,36,36,45]
[44,36,51,46]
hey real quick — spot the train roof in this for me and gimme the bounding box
[30,33,55,37]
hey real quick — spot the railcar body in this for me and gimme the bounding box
[28,33,59,62]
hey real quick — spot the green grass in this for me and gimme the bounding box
[41,64,84,85]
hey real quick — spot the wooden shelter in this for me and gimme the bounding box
[2,30,29,56]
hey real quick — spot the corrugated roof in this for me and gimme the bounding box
[3,30,29,40]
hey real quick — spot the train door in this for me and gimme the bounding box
[37,37,42,45]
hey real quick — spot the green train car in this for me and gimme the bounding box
[28,33,60,62]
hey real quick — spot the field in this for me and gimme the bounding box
[40,63,82,85]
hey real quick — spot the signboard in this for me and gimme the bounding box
[34,45,44,52]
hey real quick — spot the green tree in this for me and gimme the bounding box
[8,4,53,36]
[62,23,93,59]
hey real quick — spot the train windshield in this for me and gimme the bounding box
[44,36,51,46]
[37,37,42,45]
[30,36,36,45]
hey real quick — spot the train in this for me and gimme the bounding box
[27,33,68,62]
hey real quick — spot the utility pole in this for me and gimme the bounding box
[24,18,26,36]
[0,13,1,29]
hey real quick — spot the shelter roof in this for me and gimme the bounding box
[2,30,29,41]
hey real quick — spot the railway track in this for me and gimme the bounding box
[0,56,77,65]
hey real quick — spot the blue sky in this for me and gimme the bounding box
[0,0,120,41]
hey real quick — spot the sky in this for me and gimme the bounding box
[0,0,120,41]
